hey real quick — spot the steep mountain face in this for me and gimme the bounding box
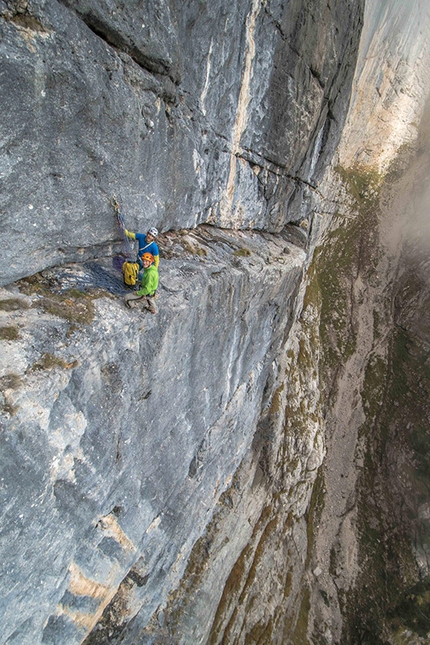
[1,1,429,644]
[303,147,430,645]
[302,2,430,641]
[0,0,361,286]
[340,104,430,645]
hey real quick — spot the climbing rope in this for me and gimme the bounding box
[111,195,135,261]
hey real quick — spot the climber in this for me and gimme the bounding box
[124,252,159,314]
[122,225,160,269]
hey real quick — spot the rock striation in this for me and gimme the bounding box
[0,0,362,285]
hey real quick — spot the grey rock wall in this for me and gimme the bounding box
[0,0,362,285]
[338,0,430,170]
[0,228,305,644]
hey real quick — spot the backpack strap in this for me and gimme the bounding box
[138,241,152,256]
[137,241,154,263]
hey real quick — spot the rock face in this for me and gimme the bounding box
[0,0,362,285]
[0,228,306,644]
[303,114,430,645]
[1,1,430,644]
[339,0,430,171]
[300,2,430,642]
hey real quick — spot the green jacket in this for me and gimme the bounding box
[137,264,158,296]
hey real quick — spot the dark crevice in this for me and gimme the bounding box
[309,66,325,90]
[237,147,318,191]
[57,2,177,83]
[83,17,169,78]
[265,8,326,91]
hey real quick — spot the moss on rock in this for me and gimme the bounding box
[0,326,20,341]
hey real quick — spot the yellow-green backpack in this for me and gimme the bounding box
[122,261,139,286]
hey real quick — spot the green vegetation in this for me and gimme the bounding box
[267,383,284,416]
[38,292,95,324]
[344,321,430,642]
[290,586,311,645]
[207,508,278,645]
[334,164,382,209]
[304,165,383,388]
[305,468,326,568]
[244,618,274,644]
[361,355,387,420]
[389,578,430,637]
[0,374,22,390]
[0,298,29,311]
[182,239,208,256]
[327,156,430,643]
[19,274,99,325]
[385,142,415,184]
[301,162,429,643]
[0,326,19,341]
[389,329,430,498]
[31,353,75,371]
[233,248,252,257]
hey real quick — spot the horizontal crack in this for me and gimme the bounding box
[237,147,318,190]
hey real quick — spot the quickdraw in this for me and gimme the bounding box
[111,195,127,230]
[111,195,135,270]
[111,195,120,211]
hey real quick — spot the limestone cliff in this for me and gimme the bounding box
[0,0,361,286]
[302,2,430,642]
[1,1,429,644]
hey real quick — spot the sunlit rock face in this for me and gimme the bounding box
[0,0,362,285]
[338,0,430,171]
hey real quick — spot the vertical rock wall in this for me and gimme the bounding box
[301,1,430,642]
[339,0,430,171]
[153,1,430,643]
[0,0,362,284]
[1,229,305,645]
